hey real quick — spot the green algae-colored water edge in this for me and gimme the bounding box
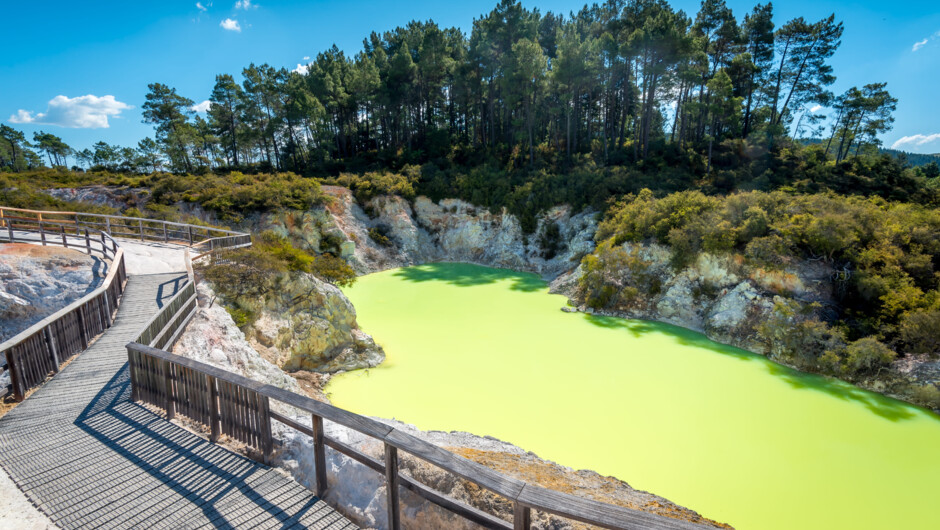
[326,263,940,530]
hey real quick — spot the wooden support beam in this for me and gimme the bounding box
[385,443,401,530]
[43,327,60,372]
[209,376,220,442]
[513,502,531,530]
[164,360,176,420]
[312,414,328,498]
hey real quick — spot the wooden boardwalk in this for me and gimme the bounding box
[0,272,357,529]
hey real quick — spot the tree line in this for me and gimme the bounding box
[1,0,902,176]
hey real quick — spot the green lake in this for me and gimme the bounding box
[327,263,940,530]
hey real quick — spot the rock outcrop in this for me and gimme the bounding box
[551,242,835,354]
[317,186,597,280]
[44,185,146,210]
[240,273,385,373]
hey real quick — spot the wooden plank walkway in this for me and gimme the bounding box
[0,272,357,529]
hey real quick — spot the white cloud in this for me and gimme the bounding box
[191,100,212,113]
[196,2,207,12]
[891,133,940,152]
[234,0,256,9]
[303,56,310,61]
[9,94,131,129]
[220,18,241,31]
[809,105,823,113]
[913,38,929,52]
[292,63,310,75]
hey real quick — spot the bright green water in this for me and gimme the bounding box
[327,263,940,530]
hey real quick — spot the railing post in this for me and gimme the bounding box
[85,229,91,254]
[260,395,274,464]
[128,348,140,402]
[105,216,111,235]
[138,219,145,241]
[163,222,168,243]
[6,216,12,243]
[384,443,401,530]
[209,376,220,442]
[5,350,25,402]
[188,225,193,246]
[43,327,61,372]
[39,220,46,246]
[513,502,531,530]
[76,306,88,349]
[61,224,67,248]
[312,415,328,498]
[102,292,112,327]
[164,360,176,420]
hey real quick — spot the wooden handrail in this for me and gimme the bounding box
[126,343,702,530]
[0,206,248,248]
[0,204,248,402]
[1,231,127,401]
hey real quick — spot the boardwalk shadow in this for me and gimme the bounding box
[73,365,335,528]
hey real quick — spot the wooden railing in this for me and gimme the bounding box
[0,206,249,251]
[0,206,250,402]
[126,344,700,530]
[126,254,700,530]
[1,226,127,401]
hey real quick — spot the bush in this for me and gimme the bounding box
[842,338,897,375]
[759,300,845,369]
[900,310,940,358]
[327,166,420,204]
[578,240,655,310]
[368,225,393,247]
[199,231,357,310]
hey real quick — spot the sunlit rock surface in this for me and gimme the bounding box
[0,243,106,342]
[551,242,834,355]
[317,186,597,280]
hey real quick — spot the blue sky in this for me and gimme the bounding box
[2,0,939,154]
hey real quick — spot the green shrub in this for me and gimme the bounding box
[900,310,940,358]
[842,338,897,375]
[368,225,393,247]
[759,300,846,369]
[578,240,655,310]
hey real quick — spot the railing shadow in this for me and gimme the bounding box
[155,274,189,309]
[74,364,332,528]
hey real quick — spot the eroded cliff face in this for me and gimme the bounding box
[173,285,728,529]
[244,273,384,373]
[318,186,598,279]
[551,242,835,354]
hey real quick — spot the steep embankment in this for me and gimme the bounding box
[550,243,835,354]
